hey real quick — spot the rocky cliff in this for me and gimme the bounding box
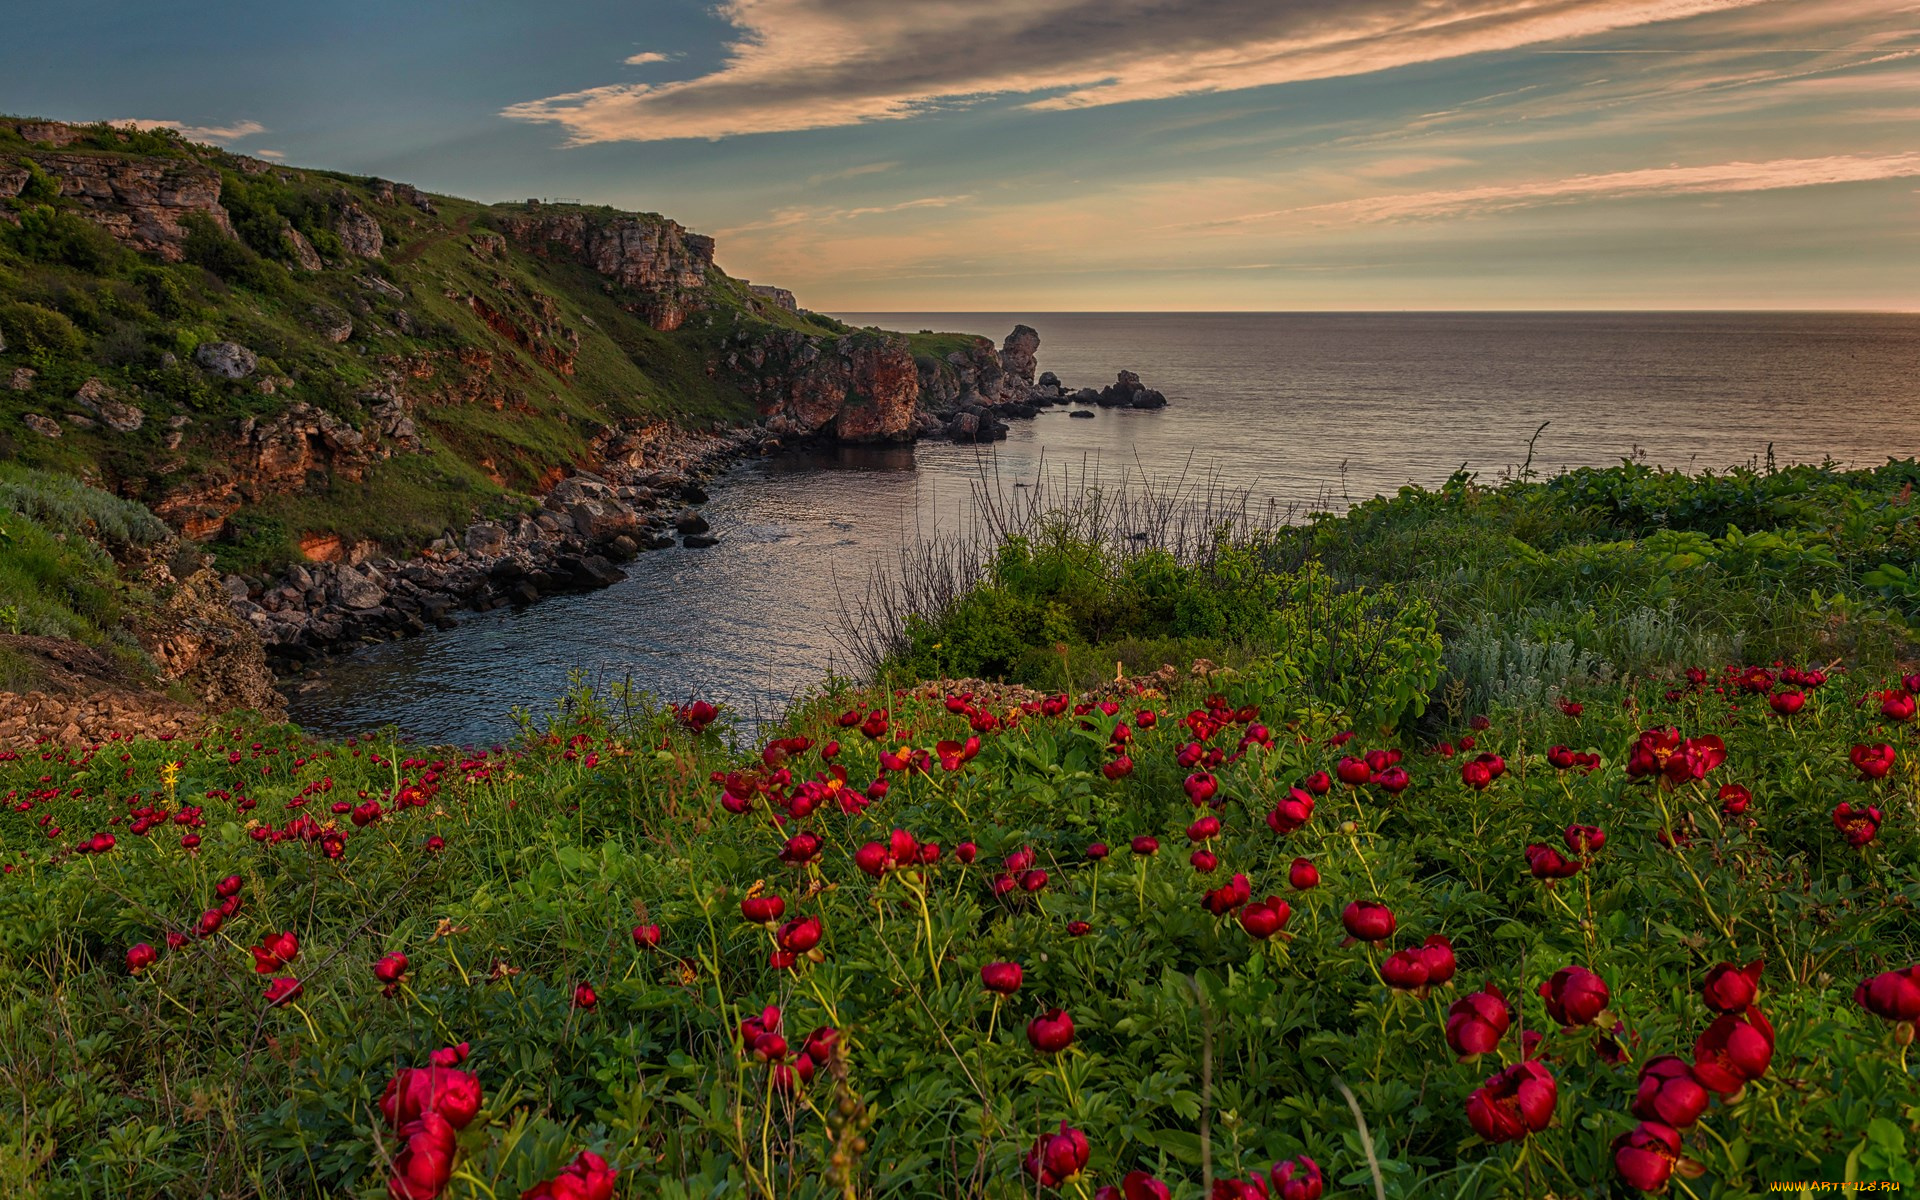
[496,207,715,332]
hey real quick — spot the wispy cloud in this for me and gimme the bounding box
[720,194,975,235]
[623,51,676,65]
[503,0,1775,143]
[112,118,266,145]
[804,161,900,187]
[1205,152,1920,228]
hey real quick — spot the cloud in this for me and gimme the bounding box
[623,51,675,65]
[112,118,266,145]
[503,0,1775,143]
[805,161,900,186]
[721,193,975,235]
[1208,152,1920,227]
[254,149,287,160]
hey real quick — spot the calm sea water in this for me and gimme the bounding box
[287,312,1920,744]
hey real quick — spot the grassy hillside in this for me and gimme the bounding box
[0,117,854,575]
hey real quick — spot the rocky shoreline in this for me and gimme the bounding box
[227,329,1172,677]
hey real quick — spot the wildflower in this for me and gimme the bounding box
[1341,900,1396,943]
[1466,1061,1557,1143]
[1701,960,1763,1014]
[1614,1121,1685,1192]
[1446,986,1512,1059]
[1631,1056,1709,1128]
[981,961,1023,995]
[126,942,158,974]
[1539,965,1610,1028]
[1023,1121,1090,1188]
[1027,1008,1075,1053]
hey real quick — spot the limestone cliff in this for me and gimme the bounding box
[495,208,715,331]
[723,327,920,443]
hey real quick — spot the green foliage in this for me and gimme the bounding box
[0,464,164,649]
[0,204,126,272]
[0,298,85,356]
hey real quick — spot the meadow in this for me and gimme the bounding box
[3,459,1918,1198]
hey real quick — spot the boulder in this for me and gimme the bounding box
[23,413,60,438]
[1131,389,1168,410]
[283,226,324,271]
[673,509,710,536]
[1070,410,1095,419]
[194,341,258,380]
[683,533,720,549]
[463,523,510,557]
[331,568,386,610]
[8,367,35,391]
[1038,371,1060,388]
[73,378,144,432]
[334,201,384,259]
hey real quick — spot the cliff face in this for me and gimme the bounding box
[724,328,920,443]
[496,209,715,331]
[0,149,234,261]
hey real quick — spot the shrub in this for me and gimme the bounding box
[0,299,85,356]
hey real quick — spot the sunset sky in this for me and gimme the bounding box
[6,0,1916,310]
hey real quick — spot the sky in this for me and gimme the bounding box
[4,0,1917,311]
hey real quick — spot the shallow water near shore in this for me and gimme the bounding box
[286,311,1920,744]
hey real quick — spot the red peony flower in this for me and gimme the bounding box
[263,977,303,1007]
[1027,1008,1075,1054]
[1023,1120,1090,1188]
[1341,900,1396,943]
[1539,965,1610,1027]
[1266,788,1315,835]
[1525,844,1581,880]
[1855,965,1920,1023]
[1269,1156,1324,1200]
[1832,801,1882,847]
[1851,743,1896,781]
[1239,896,1291,940]
[1692,1006,1774,1094]
[1613,1121,1684,1192]
[1718,783,1752,816]
[1631,1055,1709,1128]
[1465,1061,1557,1143]
[126,942,158,974]
[1288,857,1320,890]
[631,924,661,949]
[1563,824,1605,854]
[776,916,822,955]
[981,961,1023,995]
[520,1150,618,1200]
[1701,960,1763,1014]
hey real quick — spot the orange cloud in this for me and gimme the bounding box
[503,0,1776,143]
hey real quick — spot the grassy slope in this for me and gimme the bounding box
[0,119,860,574]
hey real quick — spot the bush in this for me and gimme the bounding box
[0,204,125,272]
[0,299,85,356]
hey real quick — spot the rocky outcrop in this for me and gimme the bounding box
[194,340,258,379]
[334,200,384,258]
[722,328,919,443]
[496,209,714,331]
[999,324,1039,402]
[1094,370,1169,409]
[748,283,799,312]
[0,146,234,261]
[74,378,145,432]
[152,394,425,539]
[283,225,324,271]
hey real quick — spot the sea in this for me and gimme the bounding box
[285,311,1920,744]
